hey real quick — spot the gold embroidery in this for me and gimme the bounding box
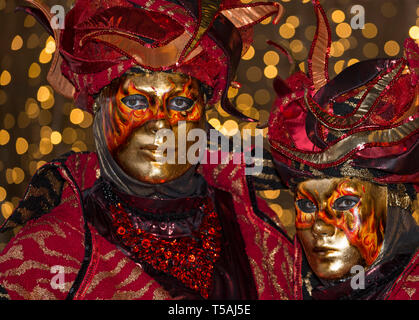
[2,281,58,300]
[402,286,416,299]
[18,227,81,264]
[110,281,153,300]
[116,265,144,289]
[248,257,265,297]
[303,271,313,296]
[0,245,24,263]
[152,287,171,300]
[86,257,130,295]
[3,260,51,277]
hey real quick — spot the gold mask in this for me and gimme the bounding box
[295,177,387,280]
[101,72,206,184]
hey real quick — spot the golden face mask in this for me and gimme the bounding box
[295,177,387,280]
[101,71,206,184]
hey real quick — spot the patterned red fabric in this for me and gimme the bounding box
[0,152,294,299]
[0,152,417,299]
[385,250,419,300]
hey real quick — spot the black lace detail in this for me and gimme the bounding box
[0,285,9,300]
[0,164,65,231]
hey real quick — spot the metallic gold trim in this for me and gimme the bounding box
[183,0,222,58]
[388,184,412,210]
[85,31,202,69]
[270,117,419,167]
[220,3,284,28]
[309,1,331,93]
[304,62,404,131]
[24,0,75,98]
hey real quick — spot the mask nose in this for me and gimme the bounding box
[312,217,335,237]
[145,118,171,135]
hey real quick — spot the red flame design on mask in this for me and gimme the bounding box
[103,76,204,155]
[295,180,385,265]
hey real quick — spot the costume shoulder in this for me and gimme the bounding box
[386,249,419,300]
[0,152,99,299]
[1,151,99,231]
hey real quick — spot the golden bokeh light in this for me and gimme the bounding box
[25,98,40,119]
[347,58,360,66]
[72,141,88,152]
[290,39,304,53]
[208,118,221,130]
[24,15,36,28]
[28,62,41,79]
[262,189,281,199]
[37,86,51,102]
[70,108,85,125]
[409,26,419,40]
[0,129,10,145]
[363,42,379,58]
[1,202,14,219]
[381,2,397,18]
[279,23,295,39]
[246,66,262,82]
[334,60,345,75]
[16,137,29,155]
[362,23,378,39]
[45,36,56,54]
[254,89,271,105]
[39,137,53,155]
[242,45,255,60]
[79,111,94,128]
[384,40,400,56]
[236,93,254,110]
[227,87,239,99]
[264,65,278,79]
[263,51,280,65]
[0,187,6,202]
[332,10,345,23]
[286,16,300,28]
[330,41,345,57]
[12,167,25,184]
[336,22,352,38]
[11,35,23,51]
[0,70,11,86]
[222,120,239,136]
[39,48,52,64]
[50,131,62,145]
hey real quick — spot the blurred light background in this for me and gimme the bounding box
[0,0,418,246]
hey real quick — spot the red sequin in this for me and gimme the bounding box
[109,198,221,299]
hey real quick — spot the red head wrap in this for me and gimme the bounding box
[268,0,419,194]
[19,0,283,119]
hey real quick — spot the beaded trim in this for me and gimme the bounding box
[102,184,222,298]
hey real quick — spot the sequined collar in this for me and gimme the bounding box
[101,181,208,239]
[84,179,222,298]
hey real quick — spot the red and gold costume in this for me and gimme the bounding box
[268,1,419,300]
[0,0,302,300]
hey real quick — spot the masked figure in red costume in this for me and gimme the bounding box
[268,0,419,300]
[0,0,305,300]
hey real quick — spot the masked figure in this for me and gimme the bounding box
[268,1,419,300]
[0,0,302,300]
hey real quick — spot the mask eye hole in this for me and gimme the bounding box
[168,97,194,111]
[121,94,149,110]
[296,199,317,213]
[332,196,360,211]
